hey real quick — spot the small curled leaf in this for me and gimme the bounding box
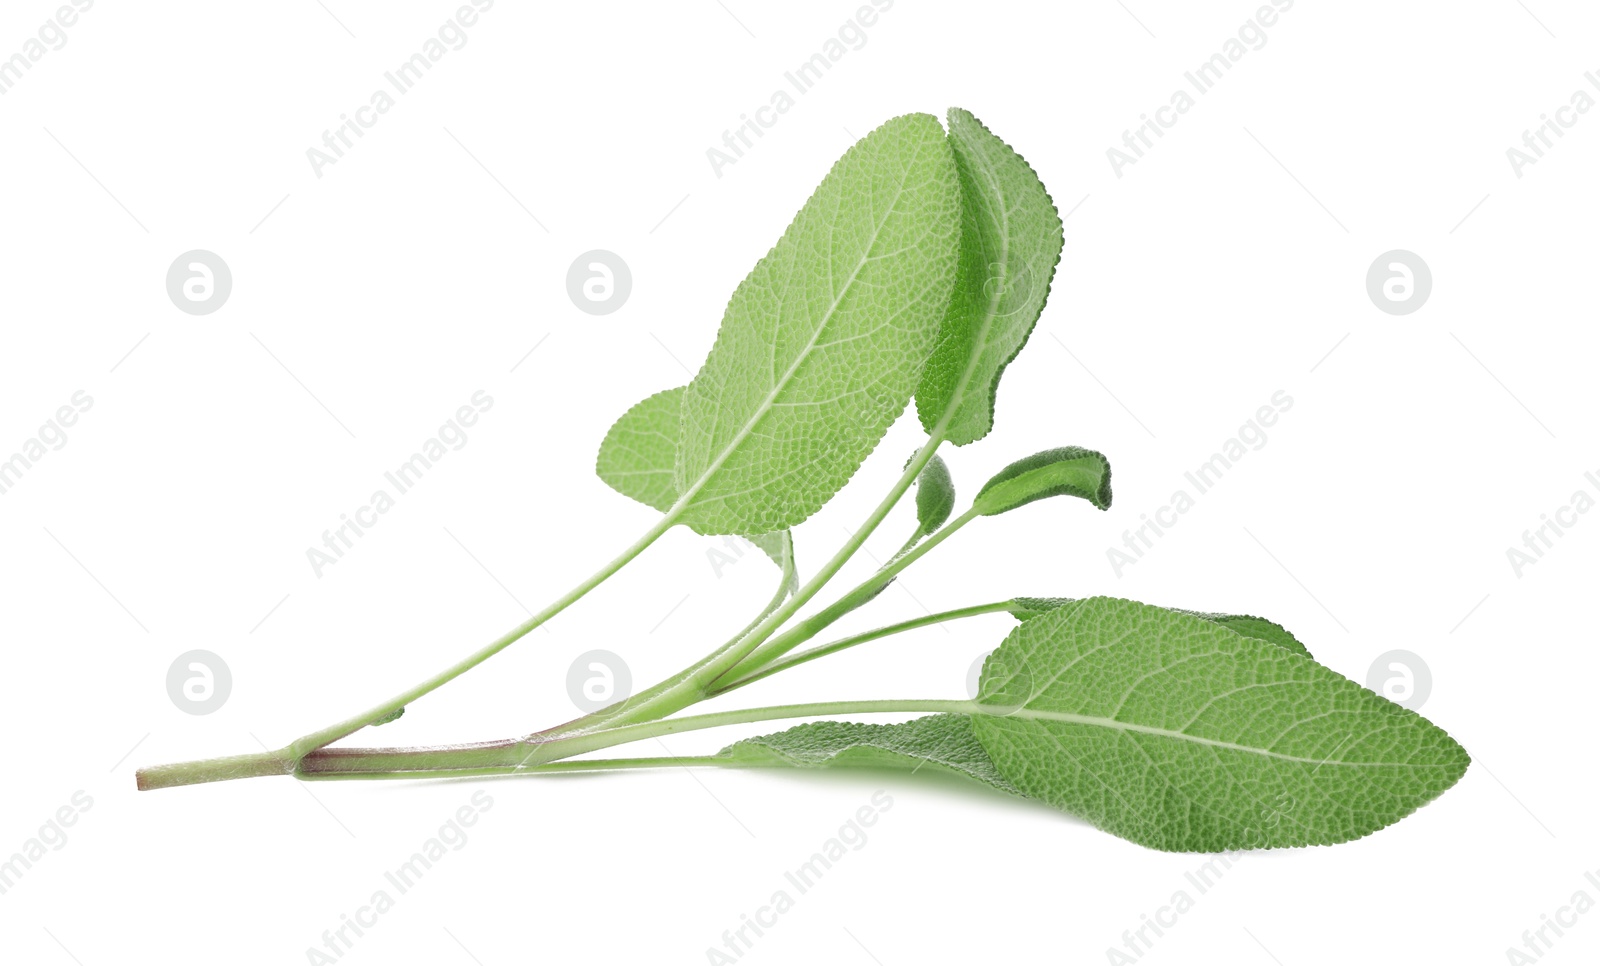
[972,446,1111,516]
[854,453,953,609]
[912,454,956,538]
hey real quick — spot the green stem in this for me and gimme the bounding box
[136,750,294,791]
[297,755,739,781]
[138,508,682,790]
[697,437,953,682]
[545,432,952,736]
[719,505,981,683]
[711,601,1013,695]
[524,533,796,740]
[288,508,681,756]
[298,698,976,779]
[888,527,924,562]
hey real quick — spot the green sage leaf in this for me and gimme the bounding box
[595,386,681,513]
[853,453,955,608]
[1167,610,1311,658]
[597,385,794,581]
[972,597,1469,851]
[915,107,1065,446]
[1007,598,1310,657]
[675,113,961,535]
[747,530,799,598]
[1007,596,1074,620]
[972,446,1111,516]
[912,454,956,538]
[716,714,1020,796]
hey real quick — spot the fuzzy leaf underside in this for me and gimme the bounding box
[596,386,793,579]
[1008,598,1311,658]
[676,113,961,535]
[913,454,956,537]
[596,386,682,512]
[747,530,799,597]
[972,598,1469,851]
[716,714,1020,796]
[973,446,1111,516]
[915,107,1065,446]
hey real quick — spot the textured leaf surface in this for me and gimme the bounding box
[1008,597,1076,620]
[915,108,1064,445]
[973,446,1111,516]
[597,386,793,579]
[1168,610,1311,658]
[1008,598,1310,657]
[717,714,1020,795]
[596,387,681,513]
[972,597,1468,851]
[912,454,956,537]
[676,114,961,534]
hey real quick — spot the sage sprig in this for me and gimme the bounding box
[138,109,1467,853]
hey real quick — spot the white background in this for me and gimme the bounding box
[2,1,1596,963]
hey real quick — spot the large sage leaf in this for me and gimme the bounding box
[675,113,961,535]
[915,107,1065,445]
[972,597,1469,851]
[1007,598,1311,658]
[597,385,794,586]
[716,714,1020,796]
[1167,610,1310,658]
